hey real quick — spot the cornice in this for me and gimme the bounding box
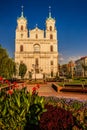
[15,51,58,54]
[16,39,57,43]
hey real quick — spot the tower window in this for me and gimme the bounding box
[20,45,23,52]
[50,34,53,39]
[50,45,53,52]
[51,61,53,65]
[50,26,52,31]
[36,34,38,39]
[21,25,23,30]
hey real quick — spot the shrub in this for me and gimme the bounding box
[39,104,74,130]
[0,81,46,130]
[44,96,87,129]
[0,77,87,130]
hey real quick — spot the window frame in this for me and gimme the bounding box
[50,45,53,52]
[20,45,23,52]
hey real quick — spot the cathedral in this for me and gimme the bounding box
[14,7,58,79]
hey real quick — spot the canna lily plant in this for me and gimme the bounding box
[0,78,46,130]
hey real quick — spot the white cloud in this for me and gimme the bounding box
[59,53,64,62]
[59,53,67,64]
[59,53,81,64]
[68,56,81,62]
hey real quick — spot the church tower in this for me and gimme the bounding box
[15,6,28,64]
[46,7,57,40]
[16,6,28,40]
[15,6,58,79]
[45,7,58,77]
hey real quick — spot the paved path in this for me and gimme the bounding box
[26,82,87,101]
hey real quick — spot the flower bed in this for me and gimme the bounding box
[0,76,87,130]
[39,104,74,130]
[44,96,87,129]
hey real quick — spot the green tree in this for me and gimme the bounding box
[19,62,27,79]
[6,58,17,78]
[0,45,16,78]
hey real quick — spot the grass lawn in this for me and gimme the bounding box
[57,78,87,87]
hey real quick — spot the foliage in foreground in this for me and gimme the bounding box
[44,96,87,130]
[39,104,74,130]
[0,86,46,130]
[0,77,87,130]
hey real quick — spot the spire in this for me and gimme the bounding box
[17,5,27,21]
[21,5,24,17]
[49,6,51,18]
[47,6,55,21]
[36,24,38,28]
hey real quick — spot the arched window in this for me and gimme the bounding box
[50,34,53,39]
[34,44,40,52]
[20,45,23,52]
[50,26,52,31]
[21,25,23,30]
[36,34,38,39]
[50,45,53,52]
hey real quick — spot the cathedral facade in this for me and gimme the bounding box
[15,8,58,79]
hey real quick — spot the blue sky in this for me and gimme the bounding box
[0,0,87,64]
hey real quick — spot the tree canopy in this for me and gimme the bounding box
[0,45,16,79]
[19,62,27,79]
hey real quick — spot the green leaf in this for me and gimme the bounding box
[2,105,7,116]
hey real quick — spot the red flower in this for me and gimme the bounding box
[13,82,19,88]
[7,89,13,95]
[36,84,40,89]
[8,82,11,86]
[32,87,37,91]
[5,80,9,83]
[32,87,37,95]
[0,76,3,81]
[12,85,15,89]
[15,84,19,88]
[21,83,25,88]
[13,81,17,86]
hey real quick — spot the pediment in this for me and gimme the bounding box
[30,27,44,32]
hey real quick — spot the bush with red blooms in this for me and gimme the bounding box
[32,84,40,95]
[39,104,74,130]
